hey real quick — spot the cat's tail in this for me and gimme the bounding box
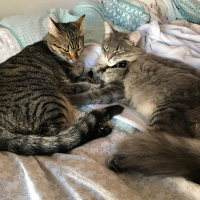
[0,105,124,155]
[108,131,200,184]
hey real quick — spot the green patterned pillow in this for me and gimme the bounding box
[173,0,200,24]
[97,0,150,31]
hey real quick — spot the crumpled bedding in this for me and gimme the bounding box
[1,129,200,200]
[1,0,200,199]
[138,20,200,69]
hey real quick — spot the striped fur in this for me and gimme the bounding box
[0,17,124,155]
[0,105,123,155]
[70,23,200,183]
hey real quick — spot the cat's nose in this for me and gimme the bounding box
[107,57,111,61]
[70,53,77,62]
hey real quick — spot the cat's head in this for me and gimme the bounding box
[100,22,142,66]
[92,22,143,83]
[45,15,85,62]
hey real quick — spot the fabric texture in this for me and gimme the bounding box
[173,0,200,24]
[0,27,21,63]
[162,0,184,20]
[138,20,200,69]
[128,0,168,21]
[167,19,200,33]
[0,11,49,49]
[96,0,150,31]
[125,0,166,23]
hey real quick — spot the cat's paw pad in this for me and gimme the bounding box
[108,155,124,172]
[92,124,112,139]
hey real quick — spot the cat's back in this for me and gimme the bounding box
[0,41,73,133]
[127,53,200,88]
[0,41,70,111]
[1,41,65,77]
[124,53,200,118]
[0,41,67,92]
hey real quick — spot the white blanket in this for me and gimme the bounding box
[138,21,200,69]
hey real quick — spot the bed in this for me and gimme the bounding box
[0,0,200,199]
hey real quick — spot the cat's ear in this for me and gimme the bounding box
[104,22,113,39]
[48,17,60,38]
[126,31,141,46]
[75,14,85,32]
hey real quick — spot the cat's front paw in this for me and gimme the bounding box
[91,105,124,123]
[92,124,112,139]
[103,105,124,118]
[64,86,83,94]
[68,94,82,105]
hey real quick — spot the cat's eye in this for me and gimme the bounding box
[62,48,69,53]
[104,44,109,51]
[50,43,61,49]
[115,49,123,54]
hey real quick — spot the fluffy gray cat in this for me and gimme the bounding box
[69,22,200,184]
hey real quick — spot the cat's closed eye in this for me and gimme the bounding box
[62,48,69,53]
[50,43,61,49]
[77,47,83,52]
[103,43,109,51]
[114,49,122,54]
[114,47,124,54]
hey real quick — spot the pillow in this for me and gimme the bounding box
[0,9,84,49]
[0,1,131,50]
[97,0,150,31]
[173,0,200,24]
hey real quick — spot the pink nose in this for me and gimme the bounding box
[70,54,77,62]
[107,57,111,61]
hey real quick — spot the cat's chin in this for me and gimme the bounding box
[59,57,76,64]
[68,60,75,64]
[106,60,121,66]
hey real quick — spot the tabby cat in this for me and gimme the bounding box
[69,22,200,184]
[0,17,124,155]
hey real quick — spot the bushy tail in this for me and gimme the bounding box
[109,131,200,183]
[0,105,124,155]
